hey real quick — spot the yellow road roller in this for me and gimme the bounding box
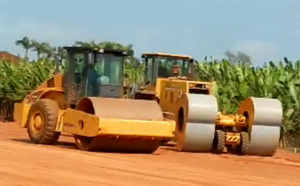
[131,52,282,156]
[13,47,176,153]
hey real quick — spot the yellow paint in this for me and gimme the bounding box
[225,132,241,145]
[14,102,31,128]
[216,113,246,127]
[62,108,175,139]
[154,78,213,116]
[55,109,66,132]
[62,108,100,137]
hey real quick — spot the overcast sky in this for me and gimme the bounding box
[0,0,299,65]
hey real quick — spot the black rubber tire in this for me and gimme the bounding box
[27,99,60,144]
[212,130,225,154]
[237,132,250,155]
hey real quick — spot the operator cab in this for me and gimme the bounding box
[141,53,196,85]
[63,46,132,105]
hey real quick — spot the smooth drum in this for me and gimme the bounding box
[238,97,283,156]
[176,94,219,152]
[77,97,164,120]
[74,97,165,152]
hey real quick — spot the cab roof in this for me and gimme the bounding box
[63,46,133,56]
[141,52,193,60]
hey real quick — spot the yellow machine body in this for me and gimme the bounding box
[154,78,248,146]
[14,74,174,139]
[14,47,175,153]
[133,52,282,156]
[14,74,65,129]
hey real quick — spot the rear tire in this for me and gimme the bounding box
[212,130,225,154]
[237,132,250,155]
[27,99,60,144]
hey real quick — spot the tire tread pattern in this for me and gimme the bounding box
[212,130,225,154]
[27,99,60,144]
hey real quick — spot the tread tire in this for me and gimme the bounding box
[212,130,225,154]
[27,99,60,144]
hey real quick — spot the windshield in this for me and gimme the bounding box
[152,57,189,78]
[89,53,123,86]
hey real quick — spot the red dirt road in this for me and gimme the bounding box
[1,122,300,186]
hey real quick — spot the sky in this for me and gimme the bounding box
[0,0,299,65]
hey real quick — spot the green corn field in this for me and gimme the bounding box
[0,58,299,147]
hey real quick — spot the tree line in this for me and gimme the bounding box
[14,36,135,61]
[14,36,253,66]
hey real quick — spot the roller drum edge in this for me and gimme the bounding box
[238,97,283,156]
[176,94,218,152]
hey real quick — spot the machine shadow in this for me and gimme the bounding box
[159,145,231,155]
[9,138,162,155]
[10,138,78,150]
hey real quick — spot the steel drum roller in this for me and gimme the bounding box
[176,94,218,152]
[238,97,283,156]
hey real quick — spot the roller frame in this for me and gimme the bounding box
[60,97,176,153]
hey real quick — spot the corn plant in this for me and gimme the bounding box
[196,59,300,146]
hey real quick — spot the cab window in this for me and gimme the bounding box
[156,57,189,77]
[88,53,123,86]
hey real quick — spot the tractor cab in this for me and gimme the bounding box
[141,53,196,85]
[63,46,132,105]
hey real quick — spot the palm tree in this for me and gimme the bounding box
[31,40,51,60]
[74,41,133,53]
[56,46,66,59]
[15,36,32,59]
[99,41,133,52]
[74,41,94,48]
[51,46,66,60]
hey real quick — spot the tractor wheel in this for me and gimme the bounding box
[237,132,250,155]
[27,99,60,144]
[212,130,225,154]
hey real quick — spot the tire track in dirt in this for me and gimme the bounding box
[1,122,300,186]
[0,140,298,186]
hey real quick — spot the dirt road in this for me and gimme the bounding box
[1,122,300,186]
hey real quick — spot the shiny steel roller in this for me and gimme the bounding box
[176,94,218,152]
[238,97,283,156]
